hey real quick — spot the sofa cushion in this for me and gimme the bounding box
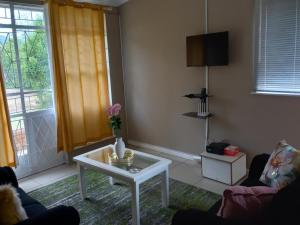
[0,184,28,225]
[266,175,300,225]
[208,177,266,215]
[259,140,300,189]
[240,178,266,187]
[17,188,42,207]
[217,186,278,223]
[172,208,246,225]
[23,203,48,218]
[15,206,80,225]
[17,188,47,218]
[0,167,18,188]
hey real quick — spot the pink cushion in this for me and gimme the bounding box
[217,186,278,221]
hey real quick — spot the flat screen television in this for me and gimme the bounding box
[186,31,229,67]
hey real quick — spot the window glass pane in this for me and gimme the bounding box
[0,4,53,113]
[254,0,300,94]
[7,94,22,115]
[11,116,28,155]
[0,28,20,90]
[24,91,53,112]
[14,6,44,26]
[17,29,51,91]
[0,3,11,25]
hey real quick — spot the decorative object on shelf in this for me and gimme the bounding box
[206,142,230,155]
[224,145,240,156]
[107,103,125,159]
[128,167,141,174]
[198,88,209,117]
[183,88,213,119]
[108,149,134,166]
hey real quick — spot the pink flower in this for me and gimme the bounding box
[107,103,122,117]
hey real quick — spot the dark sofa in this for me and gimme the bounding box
[0,166,80,225]
[172,153,300,225]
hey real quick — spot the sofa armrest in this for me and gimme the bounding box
[172,209,250,225]
[248,154,270,180]
[0,166,18,188]
[15,206,80,225]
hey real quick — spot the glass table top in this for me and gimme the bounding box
[85,146,159,174]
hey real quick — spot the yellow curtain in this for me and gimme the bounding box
[48,0,112,152]
[0,64,16,167]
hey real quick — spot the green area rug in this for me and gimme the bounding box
[29,170,221,225]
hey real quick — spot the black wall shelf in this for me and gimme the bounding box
[183,112,213,119]
[183,94,212,99]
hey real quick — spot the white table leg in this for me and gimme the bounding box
[131,182,140,225]
[78,164,87,199]
[109,177,114,185]
[161,168,169,207]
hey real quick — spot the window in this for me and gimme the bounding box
[0,2,64,178]
[254,0,300,95]
[0,2,54,157]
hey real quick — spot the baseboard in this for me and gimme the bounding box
[128,140,201,161]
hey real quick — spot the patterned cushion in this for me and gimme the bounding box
[259,140,300,189]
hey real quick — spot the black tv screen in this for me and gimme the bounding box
[186,31,229,67]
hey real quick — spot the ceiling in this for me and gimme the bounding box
[76,0,128,7]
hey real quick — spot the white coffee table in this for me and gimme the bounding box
[73,145,172,225]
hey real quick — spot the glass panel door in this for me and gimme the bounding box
[0,2,64,178]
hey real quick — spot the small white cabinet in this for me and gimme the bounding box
[201,152,247,185]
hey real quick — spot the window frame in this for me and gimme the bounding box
[0,1,58,163]
[252,0,300,97]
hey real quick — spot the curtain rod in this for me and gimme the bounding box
[4,0,119,14]
[51,0,119,14]
[3,0,44,5]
